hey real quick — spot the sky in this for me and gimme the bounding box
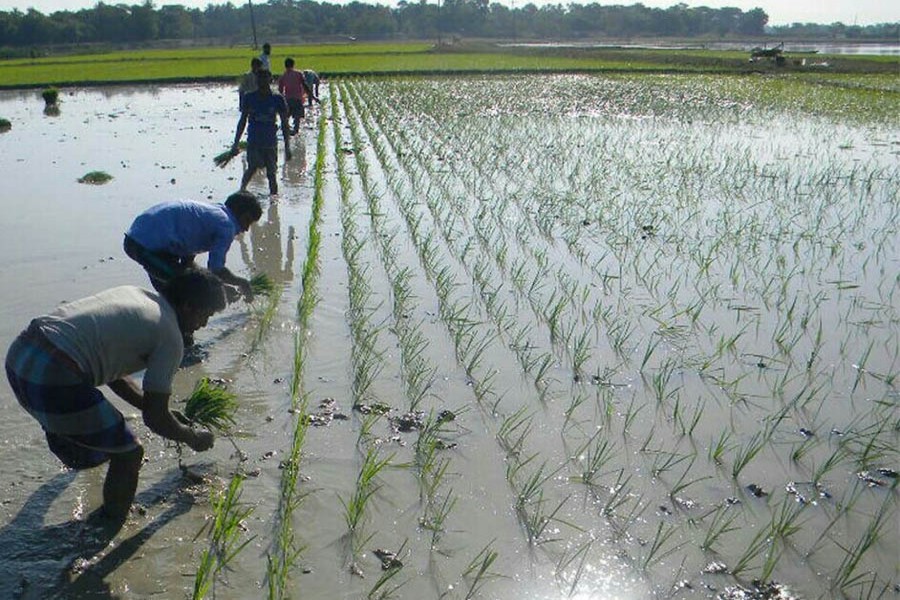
[1,0,898,26]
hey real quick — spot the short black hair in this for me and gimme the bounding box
[225,190,263,222]
[251,57,262,68]
[262,43,271,51]
[285,57,295,68]
[163,268,227,313]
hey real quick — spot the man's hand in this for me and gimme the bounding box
[224,285,242,304]
[187,429,214,452]
[240,279,255,303]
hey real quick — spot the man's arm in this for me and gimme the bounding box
[108,377,145,410]
[214,266,254,301]
[143,391,214,451]
[232,111,249,153]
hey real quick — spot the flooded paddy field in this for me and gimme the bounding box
[0,73,897,599]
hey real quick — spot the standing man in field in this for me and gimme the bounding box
[278,57,318,135]
[258,42,272,72]
[123,191,262,303]
[238,57,262,110]
[232,69,292,195]
[5,269,227,523]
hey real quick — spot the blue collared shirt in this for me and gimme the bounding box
[126,200,240,271]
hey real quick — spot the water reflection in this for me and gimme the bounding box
[43,104,61,117]
[240,198,295,287]
[282,135,309,187]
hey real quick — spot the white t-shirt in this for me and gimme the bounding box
[38,286,184,394]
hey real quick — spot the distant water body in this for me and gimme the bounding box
[502,42,900,56]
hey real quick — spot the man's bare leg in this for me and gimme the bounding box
[103,445,144,521]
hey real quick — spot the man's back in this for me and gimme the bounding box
[243,92,287,148]
[126,200,238,271]
[278,69,306,101]
[35,286,183,393]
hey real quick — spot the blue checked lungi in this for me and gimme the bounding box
[5,321,139,469]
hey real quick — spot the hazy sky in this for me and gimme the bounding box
[2,0,898,26]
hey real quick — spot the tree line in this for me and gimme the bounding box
[0,0,896,52]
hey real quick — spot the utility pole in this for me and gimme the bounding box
[248,0,259,50]
[437,0,442,46]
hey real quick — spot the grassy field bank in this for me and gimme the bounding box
[0,41,896,88]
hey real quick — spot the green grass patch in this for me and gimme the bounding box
[77,171,112,184]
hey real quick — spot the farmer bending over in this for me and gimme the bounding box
[124,191,262,303]
[5,269,227,523]
[233,69,291,195]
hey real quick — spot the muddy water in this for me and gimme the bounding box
[1,76,898,600]
[0,84,318,598]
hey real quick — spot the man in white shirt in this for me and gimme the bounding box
[5,269,227,523]
[258,42,272,72]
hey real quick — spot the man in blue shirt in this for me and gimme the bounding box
[123,191,262,301]
[232,69,291,195]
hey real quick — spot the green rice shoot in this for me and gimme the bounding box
[41,87,58,105]
[77,171,113,184]
[250,272,276,296]
[184,377,239,433]
[213,140,247,167]
[0,118,10,131]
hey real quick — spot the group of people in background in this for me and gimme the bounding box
[1,42,323,527]
[234,41,320,195]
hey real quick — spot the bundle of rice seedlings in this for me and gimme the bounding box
[77,171,113,184]
[41,87,59,106]
[213,141,248,167]
[183,377,239,433]
[0,118,11,132]
[250,272,275,296]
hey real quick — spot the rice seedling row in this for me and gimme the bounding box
[323,74,898,598]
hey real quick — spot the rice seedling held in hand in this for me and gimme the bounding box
[213,141,248,167]
[250,272,276,296]
[184,377,239,434]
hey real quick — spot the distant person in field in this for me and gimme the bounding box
[238,57,263,110]
[258,42,272,72]
[278,57,318,135]
[303,70,321,107]
[232,69,292,195]
[5,269,227,523]
[123,192,262,302]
